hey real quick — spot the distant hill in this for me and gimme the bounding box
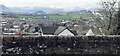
[0,5,9,10]
[79,10,93,15]
[34,11,46,15]
[0,4,97,15]
[68,10,93,15]
[0,4,12,13]
[9,7,38,14]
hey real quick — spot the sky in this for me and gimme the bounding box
[0,0,120,8]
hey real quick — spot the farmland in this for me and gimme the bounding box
[16,14,92,20]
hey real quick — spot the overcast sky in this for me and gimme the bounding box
[0,0,120,8]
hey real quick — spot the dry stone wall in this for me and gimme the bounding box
[1,35,120,55]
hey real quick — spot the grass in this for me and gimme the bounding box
[17,15,41,19]
[48,15,82,20]
[16,14,92,20]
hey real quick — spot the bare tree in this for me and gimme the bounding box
[117,2,120,34]
[93,0,118,34]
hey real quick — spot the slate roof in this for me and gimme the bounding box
[42,26,58,35]
[70,30,78,35]
[91,26,103,35]
[54,26,66,35]
[86,26,103,35]
[41,26,77,35]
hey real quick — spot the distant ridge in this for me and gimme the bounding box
[0,5,98,14]
[34,10,47,15]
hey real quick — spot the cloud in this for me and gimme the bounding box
[0,0,104,8]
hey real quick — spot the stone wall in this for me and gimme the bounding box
[1,35,120,55]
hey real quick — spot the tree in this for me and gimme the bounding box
[94,0,118,34]
[116,4,120,34]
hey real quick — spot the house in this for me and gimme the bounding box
[41,26,77,36]
[41,26,58,36]
[86,26,104,36]
[54,26,76,36]
[86,29,94,36]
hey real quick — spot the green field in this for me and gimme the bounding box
[50,15,92,20]
[49,15,82,20]
[17,15,40,19]
[16,14,92,20]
